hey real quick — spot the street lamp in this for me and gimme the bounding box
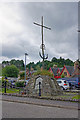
[25,53,28,81]
[78,30,80,32]
[78,30,80,61]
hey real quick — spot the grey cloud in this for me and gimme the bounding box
[1,2,78,62]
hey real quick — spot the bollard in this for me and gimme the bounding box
[39,82,41,96]
[4,81,6,93]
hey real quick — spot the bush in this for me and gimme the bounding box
[15,81,25,87]
[1,78,9,87]
[33,70,54,77]
[61,74,65,78]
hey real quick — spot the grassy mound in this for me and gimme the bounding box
[33,70,53,77]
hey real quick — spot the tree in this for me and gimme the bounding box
[10,59,24,70]
[20,72,25,79]
[2,65,19,78]
[36,65,41,71]
[51,57,57,62]
[2,59,24,70]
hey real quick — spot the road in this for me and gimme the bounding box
[2,95,78,109]
[2,101,78,118]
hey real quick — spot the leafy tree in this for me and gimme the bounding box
[10,59,24,70]
[51,57,57,62]
[2,57,74,71]
[2,65,19,78]
[36,65,41,71]
[2,59,24,70]
[20,72,25,79]
[26,62,36,70]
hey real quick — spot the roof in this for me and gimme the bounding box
[51,68,59,76]
[60,65,74,76]
[50,67,63,76]
[59,68,63,72]
[65,66,74,76]
[62,77,78,81]
[71,74,80,78]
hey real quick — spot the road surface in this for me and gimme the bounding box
[2,101,78,118]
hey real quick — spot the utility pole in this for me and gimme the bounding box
[33,16,51,64]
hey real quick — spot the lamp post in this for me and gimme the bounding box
[78,30,80,61]
[25,53,28,81]
[78,30,80,32]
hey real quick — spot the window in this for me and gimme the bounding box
[64,72,67,75]
[57,81,62,83]
[64,81,67,83]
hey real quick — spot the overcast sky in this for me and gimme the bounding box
[0,2,78,64]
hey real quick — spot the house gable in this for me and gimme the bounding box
[60,65,71,77]
[49,67,62,78]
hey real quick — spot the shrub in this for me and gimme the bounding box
[61,74,65,78]
[15,81,25,87]
[33,70,54,77]
[1,78,9,87]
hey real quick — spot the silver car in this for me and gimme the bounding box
[57,79,69,90]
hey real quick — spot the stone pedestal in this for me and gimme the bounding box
[26,75,62,96]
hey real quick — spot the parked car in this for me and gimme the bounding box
[11,82,16,88]
[57,79,69,90]
[62,77,80,89]
[8,80,16,88]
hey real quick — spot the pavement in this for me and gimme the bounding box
[1,94,79,110]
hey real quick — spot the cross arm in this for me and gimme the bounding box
[33,22,51,30]
[43,25,51,30]
[33,22,42,27]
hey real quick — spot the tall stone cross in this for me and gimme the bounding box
[34,16,51,62]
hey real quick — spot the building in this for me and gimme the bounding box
[60,61,80,78]
[49,61,80,78]
[60,65,74,77]
[49,67,62,79]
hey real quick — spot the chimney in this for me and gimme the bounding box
[74,61,79,70]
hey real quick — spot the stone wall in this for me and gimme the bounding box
[26,75,62,96]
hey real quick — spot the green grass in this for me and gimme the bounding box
[72,95,80,100]
[0,88,20,94]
